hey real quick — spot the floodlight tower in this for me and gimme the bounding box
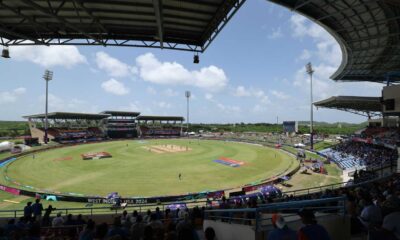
[185,91,191,135]
[43,70,53,144]
[306,62,314,150]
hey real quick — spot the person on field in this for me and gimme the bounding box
[179,173,182,180]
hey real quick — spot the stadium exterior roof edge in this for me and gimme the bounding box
[24,112,110,120]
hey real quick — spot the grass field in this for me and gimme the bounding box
[2,139,298,197]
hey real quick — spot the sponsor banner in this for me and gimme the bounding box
[0,184,20,195]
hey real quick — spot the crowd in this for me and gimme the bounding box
[332,141,397,168]
[1,173,400,239]
[0,204,214,240]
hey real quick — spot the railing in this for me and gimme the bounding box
[0,200,209,218]
[204,196,346,232]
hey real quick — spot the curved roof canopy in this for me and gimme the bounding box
[0,0,245,52]
[269,0,400,83]
[314,96,382,117]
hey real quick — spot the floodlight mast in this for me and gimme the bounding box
[185,91,191,136]
[43,70,53,144]
[306,62,314,150]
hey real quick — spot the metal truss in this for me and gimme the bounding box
[0,37,204,52]
[0,0,246,53]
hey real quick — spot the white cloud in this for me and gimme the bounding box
[299,49,311,60]
[146,87,157,95]
[101,79,130,95]
[217,103,241,113]
[38,94,97,112]
[205,93,214,101]
[136,53,228,91]
[95,51,132,78]
[270,90,290,100]
[0,88,26,104]
[234,86,251,97]
[156,101,172,109]
[268,27,283,39]
[233,86,271,105]
[164,88,178,97]
[10,46,86,68]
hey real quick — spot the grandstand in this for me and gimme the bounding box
[101,111,140,139]
[24,112,108,144]
[136,115,184,138]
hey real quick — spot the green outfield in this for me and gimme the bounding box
[1,139,298,197]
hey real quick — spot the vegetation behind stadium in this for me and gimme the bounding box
[0,120,367,137]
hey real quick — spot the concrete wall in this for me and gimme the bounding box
[205,214,350,240]
[203,220,256,240]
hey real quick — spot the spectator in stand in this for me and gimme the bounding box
[106,217,128,238]
[64,214,75,226]
[381,203,400,240]
[121,210,131,228]
[155,207,163,220]
[79,219,95,240]
[131,215,146,240]
[131,210,139,224]
[31,199,43,221]
[297,208,330,240]
[205,227,216,240]
[359,195,382,228]
[52,212,64,227]
[267,214,296,240]
[143,225,154,240]
[23,202,33,222]
[95,222,108,240]
[165,222,178,240]
[148,213,163,231]
[144,209,152,223]
[42,205,55,226]
[76,214,86,225]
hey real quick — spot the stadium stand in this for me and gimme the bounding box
[136,116,184,138]
[320,141,397,171]
[101,111,140,139]
[24,112,109,144]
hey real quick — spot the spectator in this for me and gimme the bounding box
[64,214,75,226]
[107,217,128,238]
[95,222,108,240]
[131,215,146,240]
[42,205,55,226]
[144,210,151,223]
[297,208,330,240]
[143,225,154,240]
[23,202,33,222]
[31,199,43,221]
[76,214,86,225]
[267,214,296,240]
[52,212,64,227]
[79,219,95,240]
[148,213,163,231]
[359,196,382,228]
[130,210,138,224]
[205,227,216,240]
[381,202,400,239]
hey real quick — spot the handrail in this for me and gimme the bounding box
[0,200,210,218]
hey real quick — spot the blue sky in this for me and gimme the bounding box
[0,1,384,123]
